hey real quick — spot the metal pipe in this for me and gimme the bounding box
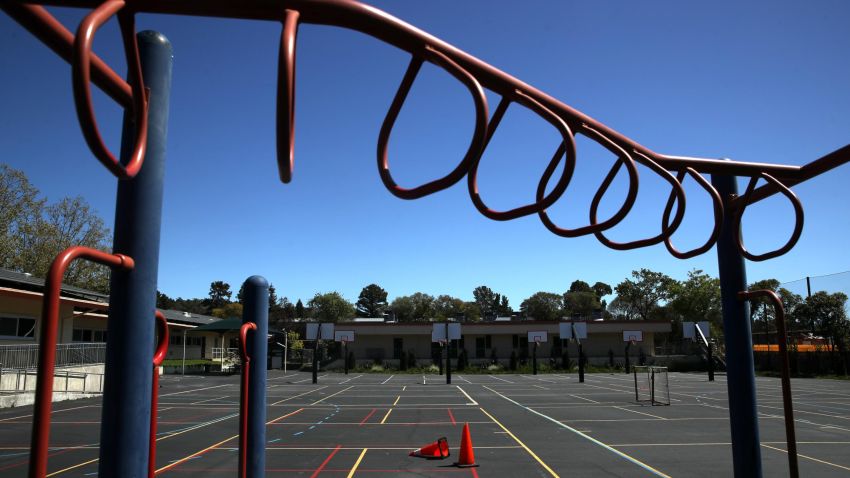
[238,322,257,478]
[241,275,268,478]
[28,247,134,478]
[150,311,168,478]
[712,172,761,477]
[98,30,172,478]
[738,290,799,478]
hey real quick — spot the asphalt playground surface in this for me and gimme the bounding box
[1,371,849,477]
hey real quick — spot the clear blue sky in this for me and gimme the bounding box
[2,0,849,307]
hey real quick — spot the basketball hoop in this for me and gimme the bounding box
[534,338,541,346]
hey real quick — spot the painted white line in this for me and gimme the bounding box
[488,375,514,383]
[484,385,671,478]
[160,384,230,397]
[271,386,328,406]
[614,406,666,420]
[311,386,354,405]
[381,375,395,384]
[340,374,363,384]
[456,385,478,406]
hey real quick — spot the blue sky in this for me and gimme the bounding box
[2,0,849,307]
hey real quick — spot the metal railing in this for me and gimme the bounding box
[0,342,106,371]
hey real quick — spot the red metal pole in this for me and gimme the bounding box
[738,290,799,478]
[149,311,169,478]
[238,322,257,478]
[28,247,134,478]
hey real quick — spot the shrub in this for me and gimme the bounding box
[407,350,416,369]
[509,350,518,371]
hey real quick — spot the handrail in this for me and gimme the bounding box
[149,311,169,478]
[4,0,849,259]
[738,289,799,478]
[238,322,257,478]
[28,246,134,478]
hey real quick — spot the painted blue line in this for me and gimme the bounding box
[293,431,304,436]
[269,438,281,443]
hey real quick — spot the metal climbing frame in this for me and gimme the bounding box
[4,1,847,477]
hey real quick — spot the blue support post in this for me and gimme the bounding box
[242,276,269,478]
[712,172,762,477]
[99,31,172,477]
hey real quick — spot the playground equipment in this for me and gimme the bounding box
[4,1,846,476]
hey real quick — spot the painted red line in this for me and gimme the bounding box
[447,408,456,425]
[471,466,480,478]
[359,408,377,425]
[309,445,341,478]
[0,446,79,472]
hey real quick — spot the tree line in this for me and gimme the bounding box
[1,164,112,292]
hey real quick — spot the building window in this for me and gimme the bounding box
[0,316,36,339]
[475,337,486,359]
[393,338,403,359]
[72,328,105,343]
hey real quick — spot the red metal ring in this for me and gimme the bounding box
[72,0,149,180]
[733,173,804,262]
[377,45,489,200]
[537,124,639,237]
[662,168,724,259]
[466,90,576,220]
[276,9,299,184]
[240,322,258,363]
[29,246,134,478]
[590,151,686,249]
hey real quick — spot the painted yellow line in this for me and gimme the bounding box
[46,457,98,477]
[761,443,850,472]
[479,407,559,478]
[271,385,328,405]
[156,434,238,474]
[392,395,401,406]
[346,448,368,478]
[312,386,354,405]
[483,386,672,478]
[380,408,393,424]
[156,408,305,474]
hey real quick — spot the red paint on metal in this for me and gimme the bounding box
[238,322,257,478]
[6,0,850,261]
[150,311,169,478]
[309,445,342,478]
[28,246,134,478]
[738,290,799,478]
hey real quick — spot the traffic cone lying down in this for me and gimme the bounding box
[410,437,450,459]
[453,423,478,468]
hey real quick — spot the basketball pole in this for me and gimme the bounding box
[445,323,451,385]
[99,31,172,477]
[712,172,762,478]
[532,340,538,375]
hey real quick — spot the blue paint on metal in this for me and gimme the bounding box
[242,275,269,478]
[99,30,173,477]
[712,172,762,477]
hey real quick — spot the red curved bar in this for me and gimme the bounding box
[537,125,639,237]
[72,0,149,180]
[28,246,134,478]
[238,322,257,478]
[149,310,169,478]
[276,9,299,184]
[468,91,577,221]
[378,46,489,200]
[733,173,804,262]
[662,168,724,259]
[737,290,798,478]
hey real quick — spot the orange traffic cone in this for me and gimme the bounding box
[453,423,478,467]
[409,437,450,459]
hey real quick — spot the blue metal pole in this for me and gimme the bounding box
[242,276,269,478]
[99,31,172,477]
[712,172,762,477]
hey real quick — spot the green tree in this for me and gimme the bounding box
[390,295,415,322]
[295,299,305,319]
[0,164,45,269]
[356,284,389,317]
[461,301,482,322]
[592,281,613,309]
[614,269,675,320]
[433,295,464,320]
[520,292,562,321]
[156,290,175,309]
[309,292,355,322]
[208,281,232,310]
[568,280,593,294]
[562,290,600,318]
[212,302,243,319]
[409,292,435,321]
[607,296,638,320]
[669,269,722,337]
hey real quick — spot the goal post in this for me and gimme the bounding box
[633,365,670,406]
